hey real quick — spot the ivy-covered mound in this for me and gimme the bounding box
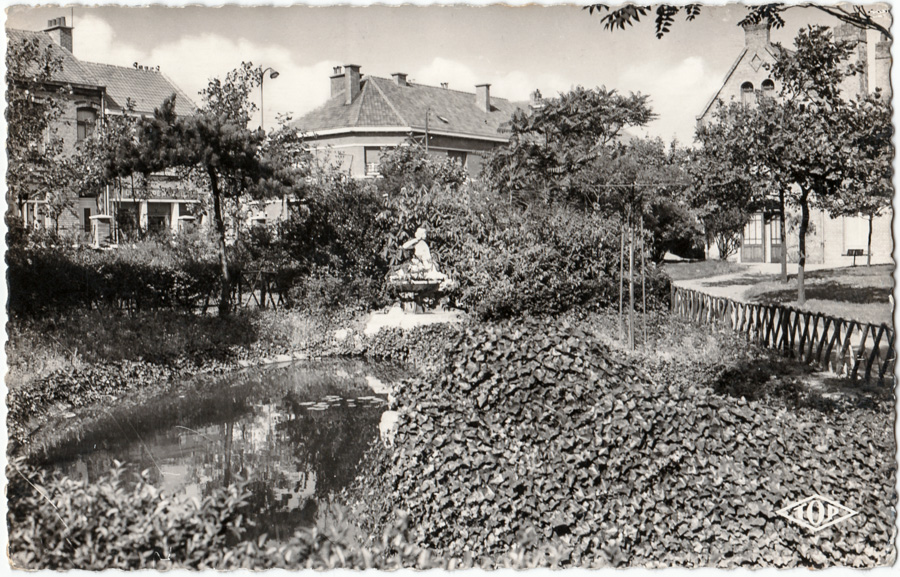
[380,319,896,568]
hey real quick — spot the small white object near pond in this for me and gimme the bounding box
[379,410,399,447]
[365,375,392,395]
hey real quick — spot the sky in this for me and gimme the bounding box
[4,2,892,144]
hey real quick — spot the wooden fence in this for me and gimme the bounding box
[670,285,895,384]
[198,269,288,313]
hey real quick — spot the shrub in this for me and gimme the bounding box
[6,233,222,317]
[7,459,571,570]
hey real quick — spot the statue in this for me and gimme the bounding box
[388,227,457,312]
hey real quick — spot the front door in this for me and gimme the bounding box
[741,213,765,263]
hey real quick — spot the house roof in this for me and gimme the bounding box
[6,28,98,86]
[6,27,196,117]
[292,75,526,141]
[697,43,787,121]
[78,61,195,116]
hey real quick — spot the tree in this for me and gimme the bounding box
[578,137,695,347]
[487,86,656,206]
[766,26,867,304]
[117,63,303,314]
[585,3,891,40]
[692,102,781,265]
[5,36,67,227]
[375,141,468,196]
[820,92,893,266]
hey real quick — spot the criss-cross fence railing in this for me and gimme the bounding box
[671,285,895,384]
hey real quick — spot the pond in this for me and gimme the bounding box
[35,359,404,542]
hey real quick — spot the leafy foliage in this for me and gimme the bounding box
[369,318,896,567]
[487,86,655,205]
[375,141,468,194]
[7,458,571,570]
[112,62,306,314]
[584,4,889,40]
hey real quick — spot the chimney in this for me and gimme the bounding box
[343,64,361,105]
[392,72,408,87]
[742,21,770,50]
[875,34,891,100]
[835,23,868,99]
[476,83,491,113]
[44,16,73,53]
[330,66,344,98]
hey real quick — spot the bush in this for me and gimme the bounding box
[6,233,222,317]
[370,318,896,567]
[7,459,571,570]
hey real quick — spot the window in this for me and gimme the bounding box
[743,213,763,246]
[76,108,97,142]
[147,203,170,235]
[740,82,755,105]
[447,150,467,168]
[83,207,92,232]
[769,215,782,244]
[364,147,382,176]
[762,79,775,93]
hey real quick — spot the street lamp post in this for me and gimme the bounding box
[260,67,280,131]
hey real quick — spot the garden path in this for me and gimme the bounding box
[672,262,848,302]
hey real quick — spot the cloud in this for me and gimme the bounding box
[75,14,144,69]
[74,15,338,129]
[619,56,723,144]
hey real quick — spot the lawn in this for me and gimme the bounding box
[742,264,893,326]
[663,259,748,281]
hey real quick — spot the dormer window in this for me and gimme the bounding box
[76,107,97,142]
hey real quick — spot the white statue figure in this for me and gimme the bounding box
[389,227,456,296]
[400,227,445,281]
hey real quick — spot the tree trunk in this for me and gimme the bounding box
[223,420,234,485]
[867,213,873,266]
[629,218,635,351]
[797,194,809,306]
[618,218,625,341]
[640,214,647,347]
[209,167,232,316]
[779,189,788,283]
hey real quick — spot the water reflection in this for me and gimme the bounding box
[40,360,398,541]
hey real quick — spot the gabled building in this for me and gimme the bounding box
[7,18,198,243]
[698,22,892,266]
[291,65,526,177]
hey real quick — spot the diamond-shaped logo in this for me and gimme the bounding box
[776,494,858,533]
[750,53,763,72]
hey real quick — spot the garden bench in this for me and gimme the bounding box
[844,248,866,266]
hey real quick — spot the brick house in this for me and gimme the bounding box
[697,22,892,266]
[291,65,526,178]
[7,18,199,243]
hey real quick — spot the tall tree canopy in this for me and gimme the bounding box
[694,25,889,303]
[487,86,655,205]
[115,62,305,314]
[6,36,66,223]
